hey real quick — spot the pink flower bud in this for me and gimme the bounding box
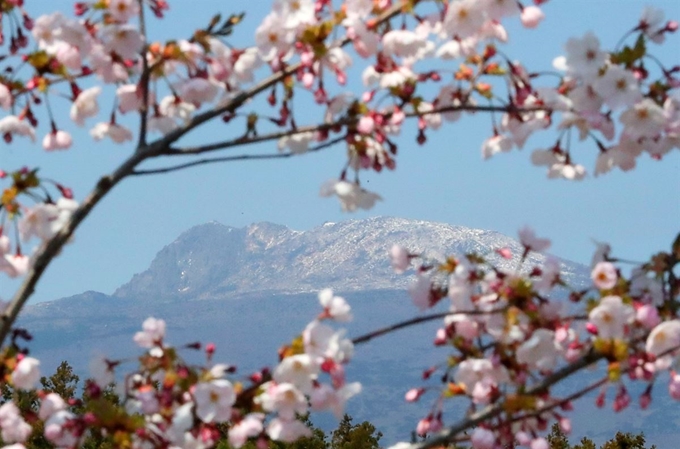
[636,305,661,329]
[521,6,545,28]
[302,72,315,89]
[357,115,375,134]
[586,322,598,335]
[405,388,425,402]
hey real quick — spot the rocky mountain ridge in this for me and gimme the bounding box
[112,216,590,301]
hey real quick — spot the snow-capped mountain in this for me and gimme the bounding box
[112,216,589,301]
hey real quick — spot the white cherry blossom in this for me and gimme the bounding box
[194,379,236,423]
[588,295,634,340]
[318,289,352,322]
[12,357,40,390]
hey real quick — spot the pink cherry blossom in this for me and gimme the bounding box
[471,427,496,449]
[0,402,32,443]
[100,24,144,60]
[228,413,264,448]
[390,245,409,273]
[44,410,79,448]
[42,130,73,151]
[521,6,545,28]
[591,261,618,290]
[637,304,661,329]
[38,393,67,421]
[108,0,140,23]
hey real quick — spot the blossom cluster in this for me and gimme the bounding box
[0,288,359,448]
[0,1,678,275]
[386,228,679,448]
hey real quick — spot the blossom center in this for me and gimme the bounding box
[209,391,220,403]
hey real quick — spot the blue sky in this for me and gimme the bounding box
[1,0,679,303]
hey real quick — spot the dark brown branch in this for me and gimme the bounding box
[0,150,152,345]
[137,0,150,148]
[166,104,547,157]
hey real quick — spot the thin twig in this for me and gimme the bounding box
[166,104,547,157]
[352,308,507,345]
[130,137,345,176]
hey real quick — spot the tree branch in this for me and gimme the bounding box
[402,349,604,449]
[351,308,507,345]
[130,137,345,176]
[0,143,162,345]
[136,0,150,149]
[165,104,546,157]
[158,0,420,146]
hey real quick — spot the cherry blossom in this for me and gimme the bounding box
[518,226,551,253]
[90,122,134,143]
[194,379,236,422]
[319,179,382,212]
[318,288,352,322]
[133,317,166,348]
[0,116,36,142]
[70,87,102,126]
[11,357,41,390]
[42,130,73,151]
[591,261,618,290]
[228,413,264,448]
[588,295,634,340]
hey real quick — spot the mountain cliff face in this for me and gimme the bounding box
[113,217,589,300]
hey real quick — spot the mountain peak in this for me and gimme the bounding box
[113,217,588,301]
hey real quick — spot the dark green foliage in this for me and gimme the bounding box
[330,414,382,449]
[548,422,656,449]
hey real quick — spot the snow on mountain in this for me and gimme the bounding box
[113,216,589,300]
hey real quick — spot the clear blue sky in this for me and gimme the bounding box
[1,0,679,303]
